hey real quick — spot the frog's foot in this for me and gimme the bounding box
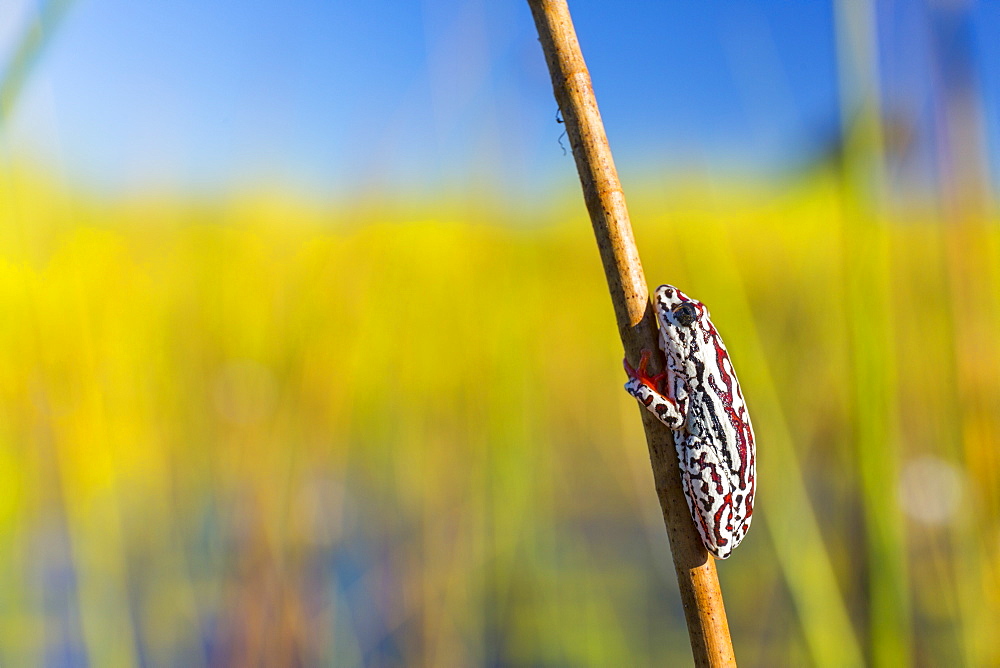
[623,350,683,428]
[623,349,667,394]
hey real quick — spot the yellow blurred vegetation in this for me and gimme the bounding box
[0,166,998,665]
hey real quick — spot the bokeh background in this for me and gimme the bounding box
[1,1,999,665]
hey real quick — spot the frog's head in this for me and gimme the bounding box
[654,284,711,374]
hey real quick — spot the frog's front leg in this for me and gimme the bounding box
[624,350,685,429]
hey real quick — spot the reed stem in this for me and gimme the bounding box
[525,1,736,664]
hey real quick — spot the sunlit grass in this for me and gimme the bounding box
[0,167,997,665]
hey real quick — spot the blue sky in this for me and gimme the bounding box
[1,0,996,198]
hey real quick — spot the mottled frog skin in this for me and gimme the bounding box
[624,285,755,559]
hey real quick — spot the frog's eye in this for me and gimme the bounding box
[672,302,698,327]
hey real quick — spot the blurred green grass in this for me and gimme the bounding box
[0,167,998,665]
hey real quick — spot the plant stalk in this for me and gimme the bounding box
[525,1,736,665]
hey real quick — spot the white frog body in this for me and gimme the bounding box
[624,284,755,559]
